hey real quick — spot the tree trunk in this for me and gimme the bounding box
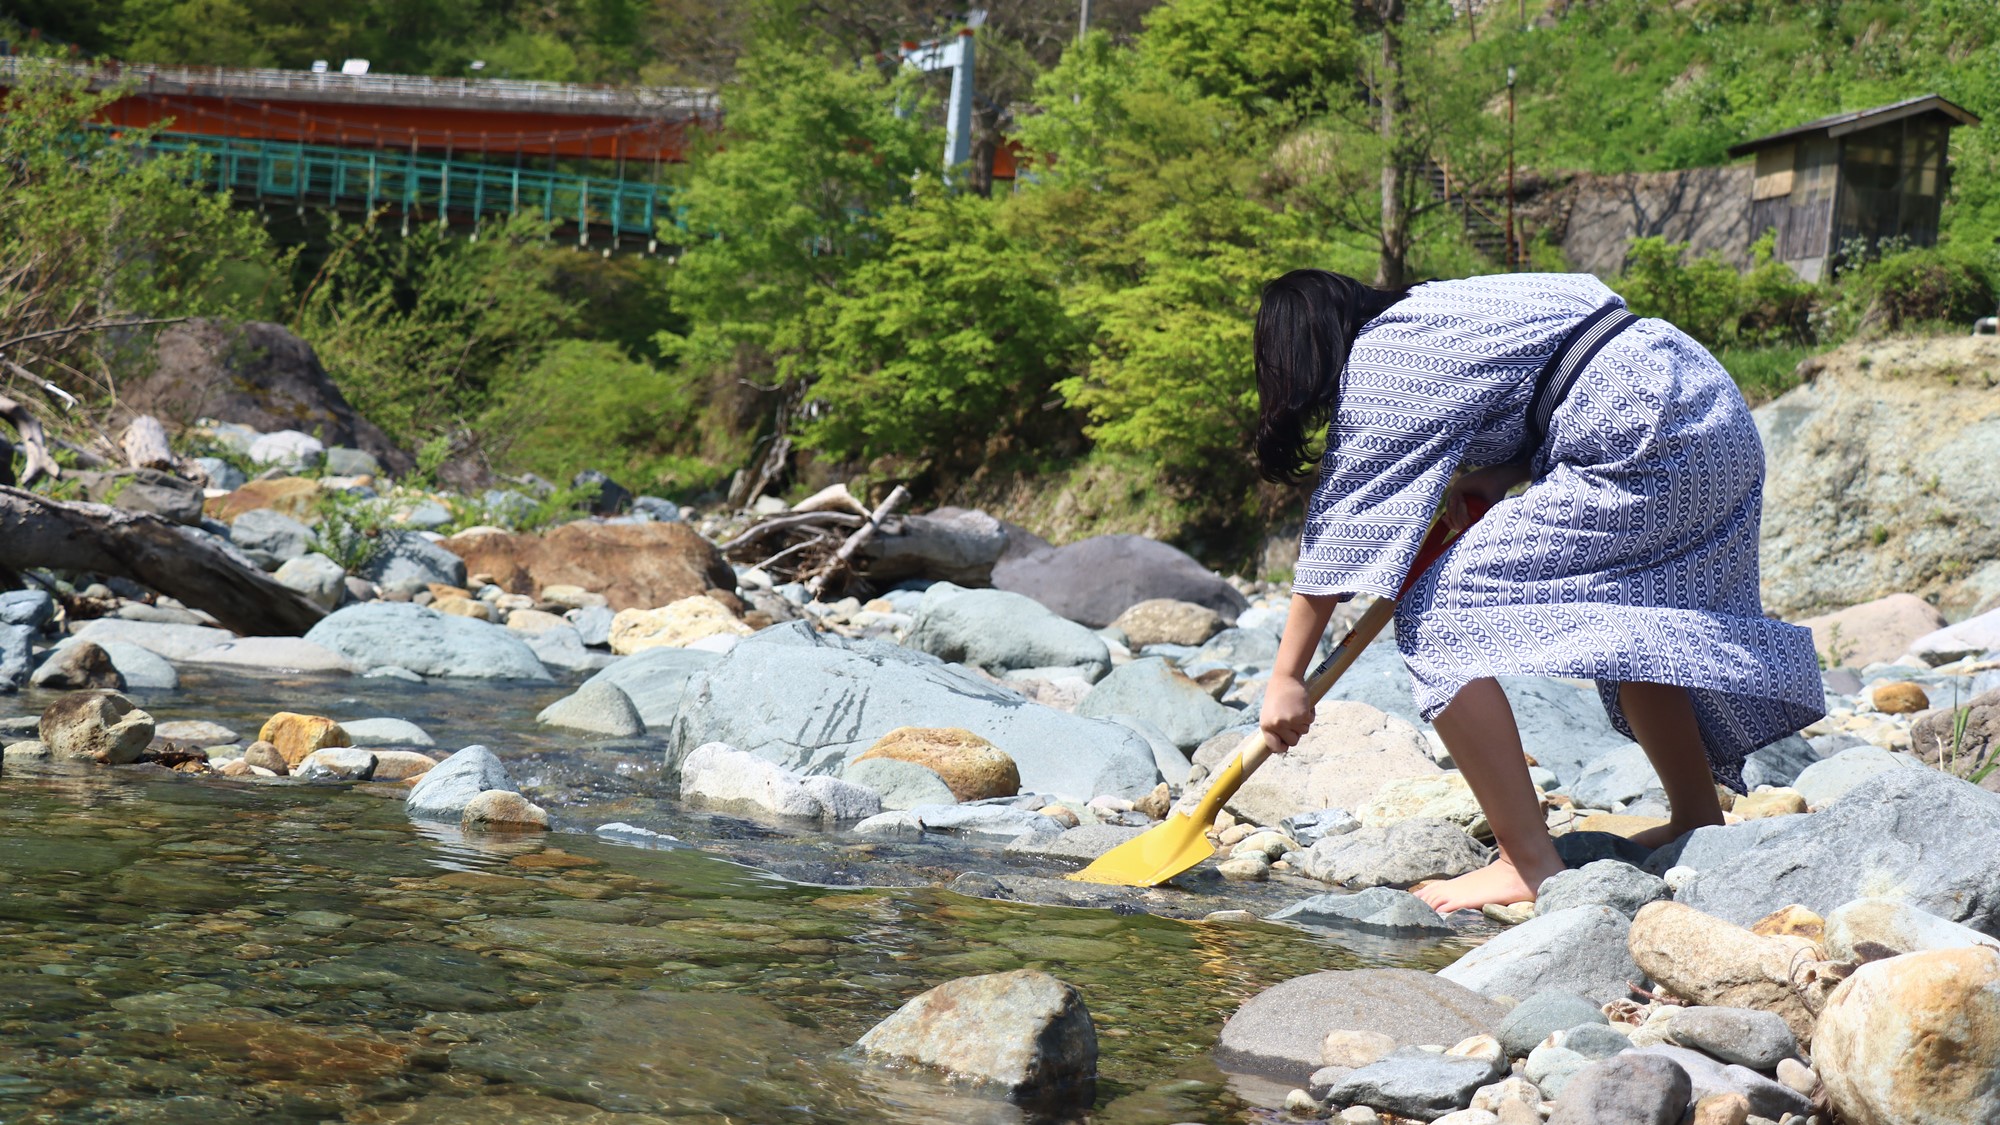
[1376,0,1411,289]
[0,486,326,637]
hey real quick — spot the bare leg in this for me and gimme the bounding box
[1414,678,1567,913]
[1617,681,1725,851]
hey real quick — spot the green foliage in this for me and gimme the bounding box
[662,41,937,386]
[1824,244,1997,337]
[483,338,719,492]
[1139,0,1356,106]
[1615,234,1818,351]
[292,212,578,445]
[308,489,388,573]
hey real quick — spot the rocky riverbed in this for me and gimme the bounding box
[7,417,2000,1123]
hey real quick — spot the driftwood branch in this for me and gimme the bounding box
[120,415,176,471]
[807,484,909,599]
[0,485,326,636]
[0,394,61,485]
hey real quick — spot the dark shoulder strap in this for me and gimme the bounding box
[1521,302,1639,462]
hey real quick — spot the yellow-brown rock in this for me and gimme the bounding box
[1814,946,2000,1125]
[242,740,288,775]
[1734,789,1809,820]
[608,595,752,655]
[432,595,492,621]
[1110,598,1225,648]
[1691,1093,1750,1125]
[206,477,322,522]
[369,750,438,782]
[1575,813,1671,838]
[460,790,549,831]
[1749,904,1826,944]
[427,583,473,601]
[856,727,1021,802]
[1627,901,1820,1040]
[1870,681,1930,714]
[504,608,570,634]
[257,712,351,769]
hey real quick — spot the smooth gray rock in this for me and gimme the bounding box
[72,467,203,524]
[406,745,517,820]
[842,757,956,810]
[1629,1045,1810,1120]
[230,508,312,566]
[1568,744,1662,809]
[680,745,880,820]
[1004,823,1144,860]
[1790,745,1919,808]
[0,624,29,689]
[324,446,380,475]
[1267,887,1453,935]
[1213,968,1508,1084]
[1666,1006,1798,1070]
[1103,712,1195,785]
[192,456,246,490]
[571,646,721,729]
[1297,818,1490,888]
[905,803,1064,844]
[45,638,177,690]
[991,533,1247,628]
[536,678,644,738]
[1076,657,1240,751]
[1496,990,1608,1060]
[1547,1053,1691,1125]
[855,969,1096,1094]
[664,623,1161,802]
[0,590,54,631]
[904,584,1111,680]
[1823,897,2000,961]
[1325,1048,1504,1121]
[246,429,324,469]
[1437,905,1641,1006]
[294,747,378,782]
[304,603,550,680]
[274,553,347,610]
[1195,626,1280,668]
[1560,1023,1631,1060]
[852,810,926,840]
[184,636,351,674]
[338,717,435,747]
[569,605,615,647]
[70,619,234,662]
[1281,807,1362,845]
[1739,734,1821,790]
[1675,767,2000,934]
[518,623,608,675]
[358,531,467,593]
[1526,1043,1592,1100]
[1535,860,1670,918]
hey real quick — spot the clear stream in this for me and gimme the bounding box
[0,669,1470,1125]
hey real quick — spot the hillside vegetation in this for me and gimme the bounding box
[8,0,2000,565]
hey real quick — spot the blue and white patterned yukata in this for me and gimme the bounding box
[1294,273,1823,790]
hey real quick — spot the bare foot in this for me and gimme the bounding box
[1626,816,1723,853]
[1414,853,1567,914]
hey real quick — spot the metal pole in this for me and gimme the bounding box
[944,30,975,178]
[1078,0,1090,42]
[1506,65,1517,271]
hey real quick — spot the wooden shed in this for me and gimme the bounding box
[1728,94,1979,282]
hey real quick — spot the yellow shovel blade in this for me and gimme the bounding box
[1068,752,1251,887]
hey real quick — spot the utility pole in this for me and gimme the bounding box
[1505,65,1518,270]
[1078,0,1091,43]
[900,27,977,180]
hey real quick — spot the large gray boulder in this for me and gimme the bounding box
[406,745,516,820]
[1266,887,1453,935]
[273,553,347,610]
[563,646,722,729]
[1675,766,2000,934]
[1535,860,1670,918]
[43,637,178,690]
[1297,818,1489,888]
[1075,657,1239,751]
[304,603,550,680]
[903,585,1110,680]
[359,532,467,593]
[70,619,233,662]
[663,623,1160,802]
[537,678,644,737]
[992,534,1247,628]
[1437,905,1642,1006]
[0,624,30,690]
[1325,1048,1503,1121]
[855,969,1096,1096]
[1547,1053,1691,1125]
[230,508,312,567]
[0,590,55,631]
[1213,968,1507,1084]
[1183,699,1438,827]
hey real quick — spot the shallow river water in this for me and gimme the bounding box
[0,669,1470,1125]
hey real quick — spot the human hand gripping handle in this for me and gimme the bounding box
[1248,496,1491,777]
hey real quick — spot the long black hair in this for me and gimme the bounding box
[1253,269,1408,485]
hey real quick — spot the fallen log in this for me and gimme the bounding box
[806,484,909,598]
[119,415,177,471]
[0,485,326,636]
[0,393,61,486]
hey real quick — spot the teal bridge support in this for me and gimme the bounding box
[147,131,673,249]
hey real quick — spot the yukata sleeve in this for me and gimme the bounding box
[1291,357,1490,601]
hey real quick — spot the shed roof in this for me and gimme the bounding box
[1726,94,1980,158]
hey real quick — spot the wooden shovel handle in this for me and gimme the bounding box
[1235,496,1491,778]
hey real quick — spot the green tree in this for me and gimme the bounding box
[799,184,1082,470]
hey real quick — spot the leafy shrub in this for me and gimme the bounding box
[1615,234,1819,351]
[1835,245,1996,336]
